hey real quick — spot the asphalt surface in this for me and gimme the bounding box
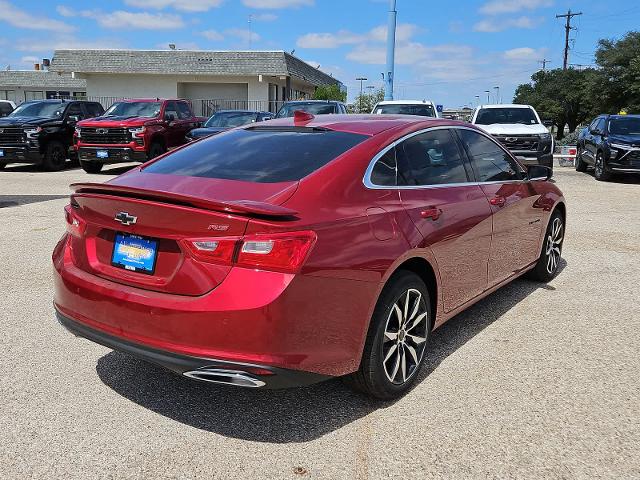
[1,161,639,479]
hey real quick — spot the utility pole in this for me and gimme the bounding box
[538,58,551,71]
[493,86,500,104]
[556,9,582,70]
[384,0,397,100]
[356,77,367,112]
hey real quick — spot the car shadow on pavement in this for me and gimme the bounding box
[96,259,567,443]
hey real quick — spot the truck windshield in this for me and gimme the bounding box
[205,112,257,128]
[475,108,538,125]
[276,103,336,118]
[8,102,65,118]
[609,117,640,135]
[373,104,436,117]
[103,102,161,118]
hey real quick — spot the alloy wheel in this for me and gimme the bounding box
[382,288,428,385]
[595,154,603,177]
[545,217,563,274]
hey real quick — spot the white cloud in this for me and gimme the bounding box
[296,23,417,49]
[124,0,223,12]
[96,11,185,30]
[225,28,260,42]
[242,0,313,8]
[479,0,553,15]
[0,1,74,33]
[473,16,541,32]
[252,13,278,21]
[368,23,419,43]
[200,29,224,41]
[15,35,126,52]
[503,46,546,62]
[20,55,39,65]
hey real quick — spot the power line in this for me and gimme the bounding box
[556,9,582,70]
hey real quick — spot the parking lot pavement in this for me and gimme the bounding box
[1,164,639,479]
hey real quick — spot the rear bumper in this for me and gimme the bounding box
[78,146,147,164]
[56,309,330,389]
[0,144,41,164]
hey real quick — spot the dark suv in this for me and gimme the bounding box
[0,99,104,171]
[275,100,347,118]
[576,114,640,181]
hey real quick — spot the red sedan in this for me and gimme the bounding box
[53,114,565,399]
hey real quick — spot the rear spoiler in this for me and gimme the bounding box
[70,182,298,218]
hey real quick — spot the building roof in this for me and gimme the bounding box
[50,50,341,87]
[0,70,86,89]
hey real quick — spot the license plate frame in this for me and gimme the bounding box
[111,232,159,275]
[96,150,109,159]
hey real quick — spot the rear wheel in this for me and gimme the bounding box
[148,141,166,160]
[80,160,103,174]
[594,152,611,181]
[344,271,430,399]
[42,141,66,171]
[575,147,587,172]
[527,210,564,282]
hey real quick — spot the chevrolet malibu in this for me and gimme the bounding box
[53,113,566,399]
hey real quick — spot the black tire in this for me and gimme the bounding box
[575,147,587,172]
[42,141,67,171]
[526,210,564,282]
[80,160,103,174]
[343,271,431,400]
[0,163,5,170]
[148,141,166,160]
[594,151,611,181]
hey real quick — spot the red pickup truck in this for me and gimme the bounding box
[75,98,205,173]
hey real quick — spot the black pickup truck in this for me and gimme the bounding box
[0,99,104,171]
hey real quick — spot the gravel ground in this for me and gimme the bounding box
[1,162,639,479]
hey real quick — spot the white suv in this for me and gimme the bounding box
[372,100,439,118]
[471,104,554,170]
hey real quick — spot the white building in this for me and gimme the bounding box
[50,49,343,114]
[0,70,86,104]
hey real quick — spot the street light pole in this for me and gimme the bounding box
[485,90,490,103]
[356,77,367,113]
[474,94,480,107]
[493,86,500,104]
[384,0,397,100]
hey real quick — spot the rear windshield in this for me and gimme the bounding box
[475,107,538,125]
[276,103,336,118]
[373,104,436,117]
[143,127,368,183]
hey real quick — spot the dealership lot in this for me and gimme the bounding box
[1,164,639,479]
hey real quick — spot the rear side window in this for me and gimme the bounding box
[143,127,368,183]
[458,129,523,182]
[370,148,397,186]
[396,129,469,185]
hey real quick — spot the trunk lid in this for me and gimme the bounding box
[67,175,298,296]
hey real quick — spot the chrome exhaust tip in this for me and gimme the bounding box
[183,368,266,388]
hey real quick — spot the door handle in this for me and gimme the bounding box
[420,207,442,220]
[490,195,506,207]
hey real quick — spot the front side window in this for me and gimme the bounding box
[458,129,522,182]
[143,127,368,183]
[396,129,469,186]
[176,102,192,120]
[103,101,161,118]
[66,103,83,117]
[475,107,538,125]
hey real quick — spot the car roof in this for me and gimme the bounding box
[478,104,533,109]
[257,114,460,136]
[376,100,435,105]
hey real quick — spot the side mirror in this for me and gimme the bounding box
[542,119,553,127]
[526,164,552,181]
[67,115,80,124]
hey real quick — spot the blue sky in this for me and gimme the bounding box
[0,0,638,107]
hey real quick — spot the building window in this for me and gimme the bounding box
[0,90,15,101]
[24,91,45,101]
[46,91,70,99]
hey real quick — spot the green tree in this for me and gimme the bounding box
[354,87,385,113]
[313,84,347,102]
[594,31,640,113]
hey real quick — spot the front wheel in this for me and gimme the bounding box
[594,152,611,181]
[0,163,5,170]
[344,271,430,399]
[527,210,564,282]
[148,141,166,160]
[42,141,67,171]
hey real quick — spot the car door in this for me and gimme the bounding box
[176,101,198,142]
[163,101,181,147]
[585,117,605,165]
[395,127,493,312]
[456,128,543,287]
[64,102,84,140]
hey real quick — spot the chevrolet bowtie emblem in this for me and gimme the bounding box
[114,211,137,226]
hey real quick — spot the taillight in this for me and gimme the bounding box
[237,231,317,273]
[184,230,317,273]
[64,204,85,237]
